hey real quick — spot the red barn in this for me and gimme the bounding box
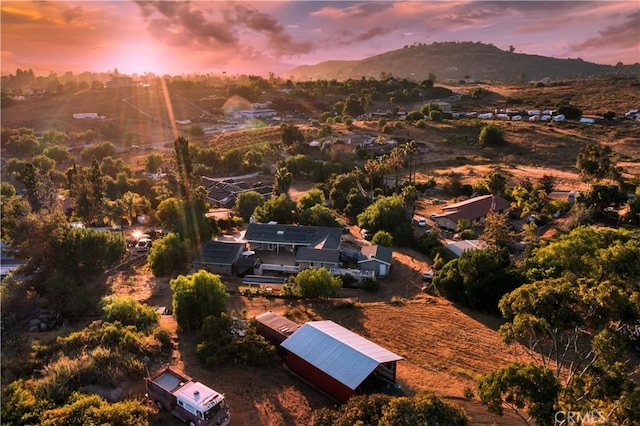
[280,320,402,403]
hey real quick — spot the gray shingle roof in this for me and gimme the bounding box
[193,241,244,265]
[359,245,392,265]
[244,224,342,249]
[295,247,340,264]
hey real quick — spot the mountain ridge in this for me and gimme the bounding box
[284,41,640,82]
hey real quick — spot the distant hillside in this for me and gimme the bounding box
[285,41,640,82]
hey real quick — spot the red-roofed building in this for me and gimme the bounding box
[432,194,510,230]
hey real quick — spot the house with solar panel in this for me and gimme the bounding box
[278,319,403,403]
[243,223,342,254]
[192,240,245,276]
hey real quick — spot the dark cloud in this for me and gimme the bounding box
[230,4,314,56]
[135,1,238,47]
[347,2,394,18]
[330,26,395,47]
[134,1,312,57]
[571,9,640,51]
[61,5,83,24]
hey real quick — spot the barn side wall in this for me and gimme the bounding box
[285,352,355,403]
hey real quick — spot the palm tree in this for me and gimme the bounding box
[404,140,418,184]
[401,185,418,220]
[273,166,293,196]
[388,147,405,194]
[364,159,380,201]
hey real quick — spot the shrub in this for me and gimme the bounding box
[429,110,444,122]
[372,230,393,247]
[416,119,427,128]
[295,268,342,298]
[478,124,504,146]
[340,274,358,288]
[362,277,381,292]
[100,296,159,331]
[40,392,148,425]
[1,379,49,424]
[459,229,476,240]
[556,104,583,119]
[312,391,468,426]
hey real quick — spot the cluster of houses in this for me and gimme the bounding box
[255,312,402,402]
[192,193,519,287]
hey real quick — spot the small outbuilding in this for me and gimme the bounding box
[358,245,392,278]
[281,320,402,403]
[445,239,485,258]
[255,312,300,348]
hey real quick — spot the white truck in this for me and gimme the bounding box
[145,366,230,426]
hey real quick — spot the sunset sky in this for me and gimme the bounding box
[2,1,639,77]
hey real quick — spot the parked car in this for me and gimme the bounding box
[360,229,373,241]
[133,238,152,254]
[418,217,426,227]
[422,270,434,282]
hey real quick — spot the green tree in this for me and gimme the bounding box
[154,197,211,245]
[171,270,229,330]
[43,145,71,163]
[295,267,342,298]
[253,194,296,224]
[357,195,407,234]
[297,205,341,227]
[235,190,265,221]
[144,153,164,174]
[480,211,515,250]
[69,159,107,225]
[329,173,358,211]
[477,362,560,425]
[80,142,116,163]
[273,166,293,195]
[148,232,191,276]
[478,124,504,146]
[54,227,126,278]
[281,123,305,148]
[17,162,57,212]
[433,248,519,312]
[429,110,443,122]
[343,94,364,117]
[406,110,425,122]
[372,230,393,247]
[556,104,583,119]
[498,276,640,409]
[297,188,325,211]
[576,144,617,184]
[173,136,194,199]
[485,171,507,195]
